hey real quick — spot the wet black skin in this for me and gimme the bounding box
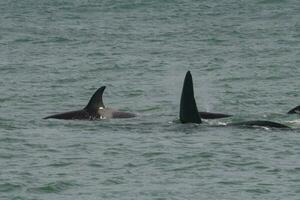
[44,86,135,120]
[287,105,300,114]
[43,110,94,120]
[179,71,202,123]
[229,120,291,129]
[179,71,290,129]
[179,71,231,123]
[199,112,232,119]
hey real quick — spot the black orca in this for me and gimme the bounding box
[199,112,232,119]
[179,71,290,129]
[179,71,231,123]
[287,105,300,114]
[179,71,202,123]
[228,120,290,129]
[44,86,135,120]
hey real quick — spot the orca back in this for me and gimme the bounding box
[44,86,106,120]
[287,105,300,114]
[199,111,232,119]
[229,120,290,129]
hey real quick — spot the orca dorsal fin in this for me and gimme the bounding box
[179,71,202,124]
[287,105,300,114]
[84,86,106,112]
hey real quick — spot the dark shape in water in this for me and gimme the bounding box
[179,71,202,123]
[199,111,232,119]
[229,120,291,129]
[179,71,231,123]
[44,86,135,120]
[179,71,290,129]
[287,105,300,114]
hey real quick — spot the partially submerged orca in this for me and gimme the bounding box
[179,71,202,123]
[228,120,290,129]
[179,71,290,129]
[44,86,135,120]
[287,105,300,114]
[199,111,232,119]
[179,71,232,123]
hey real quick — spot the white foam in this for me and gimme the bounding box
[287,120,300,125]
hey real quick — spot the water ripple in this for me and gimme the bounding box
[27,181,77,194]
[0,183,23,193]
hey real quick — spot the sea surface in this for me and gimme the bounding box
[1,0,300,199]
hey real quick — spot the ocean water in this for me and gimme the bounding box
[1,0,300,199]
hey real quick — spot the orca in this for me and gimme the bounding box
[287,105,300,114]
[179,71,202,123]
[179,71,290,129]
[179,71,231,123]
[199,112,232,119]
[44,86,135,120]
[228,120,290,129]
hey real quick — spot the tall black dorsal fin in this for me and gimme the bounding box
[84,86,106,111]
[180,71,202,123]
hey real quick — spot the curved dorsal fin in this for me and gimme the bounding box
[180,71,202,124]
[287,105,300,114]
[84,86,106,111]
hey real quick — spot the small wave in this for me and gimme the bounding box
[286,167,300,173]
[0,137,26,143]
[0,121,18,131]
[48,161,74,167]
[87,52,105,57]
[31,36,73,44]
[287,120,300,125]
[88,161,103,168]
[137,105,161,112]
[142,152,166,158]
[102,177,125,185]
[245,188,271,194]
[216,121,228,126]
[27,181,76,194]
[14,38,33,43]
[259,0,285,4]
[170,164,201,172]
[223,160,261,167]
[217,180,244,185]
[0,183,22,192]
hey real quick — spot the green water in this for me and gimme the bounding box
[1,0,300,199]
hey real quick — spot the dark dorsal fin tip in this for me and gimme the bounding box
[179,71,202,124]
[84,86,106,111]
[287,105,300,114]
